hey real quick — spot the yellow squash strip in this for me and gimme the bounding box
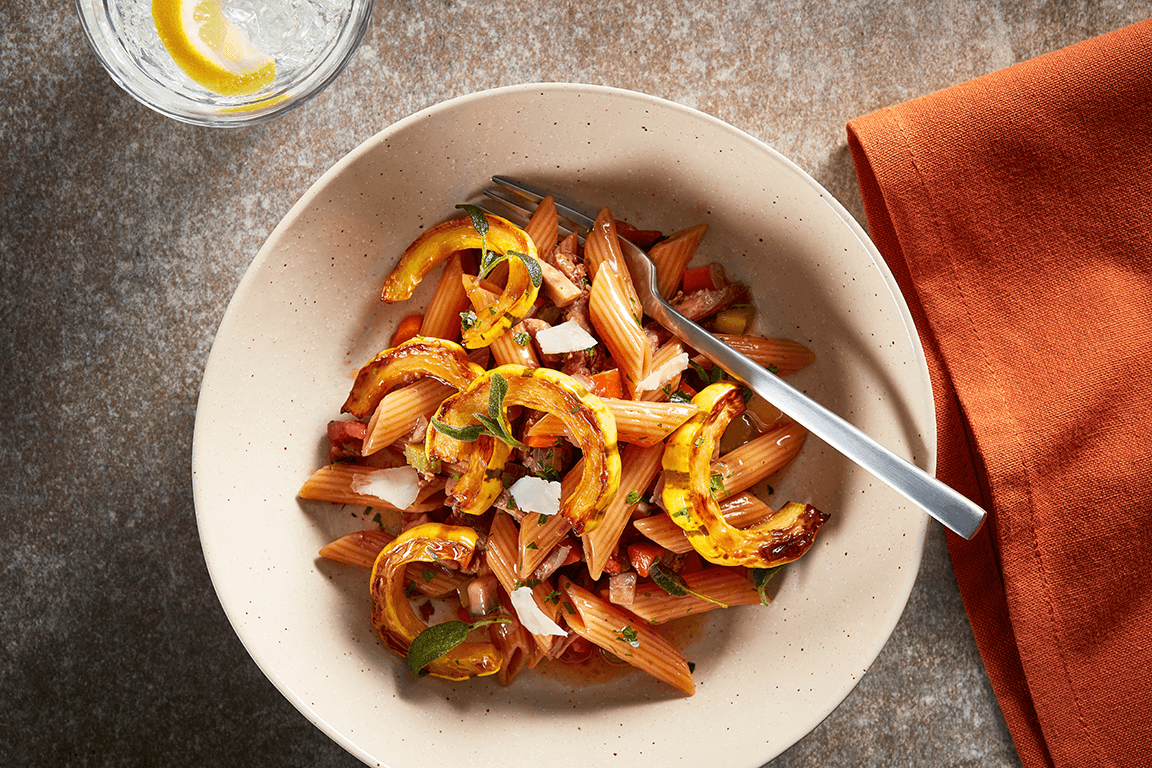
[426,365,621,535]
[661,382,829,567]
[370,523,501,680]
[380,214,541,349]
[342,337,484,419]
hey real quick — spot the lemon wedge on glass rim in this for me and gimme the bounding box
[152,0,277,97]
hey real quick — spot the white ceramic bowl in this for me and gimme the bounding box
[193,83,932,767]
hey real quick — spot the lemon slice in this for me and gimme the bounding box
[152,0,276,97]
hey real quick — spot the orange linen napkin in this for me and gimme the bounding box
[847,20,1152,768]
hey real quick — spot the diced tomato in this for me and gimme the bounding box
[390,313,424,347]
[603,546,625,576]
[627,542,665,578]
[590,368,625,399]
[616,221,664,250]
[680,266,715,293]
[327,420,368,461]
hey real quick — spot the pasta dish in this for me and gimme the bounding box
[298,194,829,694]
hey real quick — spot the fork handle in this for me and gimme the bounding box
[657,308,987,540]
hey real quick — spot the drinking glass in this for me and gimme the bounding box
[76,0,374,127]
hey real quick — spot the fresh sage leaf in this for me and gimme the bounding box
[431,419,484,442]
[750,565,785,606]
[509,250,543,288]
[477,248,506,279]
[456,204,490,275]
[406,616,510,677]
[649,562,728,608]
[455,204,490,237]
[473,413,524,448]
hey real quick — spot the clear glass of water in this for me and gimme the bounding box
[77,0,374,127]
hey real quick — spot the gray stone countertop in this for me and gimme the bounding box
[2,2,1146,766]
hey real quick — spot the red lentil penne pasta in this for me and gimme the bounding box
[302,193,831,696]
[559,577,694,695]
[648,223,708,298]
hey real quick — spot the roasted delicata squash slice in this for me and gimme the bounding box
[426,365,621,535]
[370,523,501,680]
[451,435,514,516]
[661,382,829,567]
[342,336,484,419]
[380,213,542,349]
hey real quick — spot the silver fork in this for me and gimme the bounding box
[478,175,987,540]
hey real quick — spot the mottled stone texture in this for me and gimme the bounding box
[1,1,1145,766]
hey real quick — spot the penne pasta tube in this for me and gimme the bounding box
[559,577,695,695]
[637,340,689,402]
[418,251,472,341]
[627,567,760,624]
[589,264,650,398]
[317,529,464,596]
[406,561,470,598]
[298,463,447,513]
[582,443,664,579]
[711,421,808,499]
[490,613,537,686]
[362,378,457,455]
[486,511,522,595]
[524,398,699,448]
[523,195,559,255]
[319,529,394,569]
[518,459,582,577]
[648,223,708,298]
[633,491,776,553]
[694,334,815,377]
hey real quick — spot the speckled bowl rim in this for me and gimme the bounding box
[192,82,933,767]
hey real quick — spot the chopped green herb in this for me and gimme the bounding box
[563,602,576,614]
[614,626,640,648]
[688,661,696,673]
[538,513,549,526]
[544,590,561,605]
[421,568,437,582]
[537,464,562,483]
[459,309,478,331]
[526,542,538,550]
[405,582,418,597]
[693,436,705,447]
[625,490,641,505]
[709,472,726,496]
[513,331,530,346]
[768,363,780,374]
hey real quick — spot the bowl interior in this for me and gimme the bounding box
[192,83,932,767]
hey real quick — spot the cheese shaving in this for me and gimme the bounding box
[508,476,562,516]
[636,351,690,392]
[510,586,567,636]
[349,466,421,509]
[534,320,598,355]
